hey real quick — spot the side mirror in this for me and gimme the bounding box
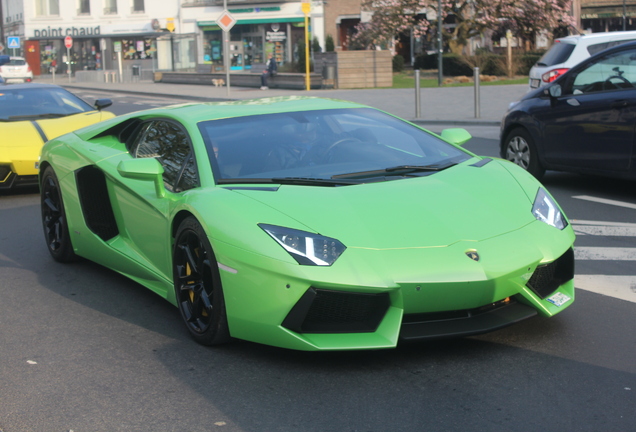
[117,158,165,198]
[95,98,113,111]
[548,84,562,98]
[441,128,472,146]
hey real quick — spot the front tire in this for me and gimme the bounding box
[173,217,230,346]
[41,166,78,263]
[503,128,545,180]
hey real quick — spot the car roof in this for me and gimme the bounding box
[556,30,636,44]
[144,96,372,124]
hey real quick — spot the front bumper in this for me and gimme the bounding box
[0,162,39,190]
[214,220,575,351]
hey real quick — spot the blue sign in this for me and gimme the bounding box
[7,36,20,49]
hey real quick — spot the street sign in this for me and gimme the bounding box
[7,36,20,49]
[216,11,236,33]
[64,36,73,49]
[301,1,311,14]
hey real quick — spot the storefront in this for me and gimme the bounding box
[199,19,306,72]
[26,23,163,76]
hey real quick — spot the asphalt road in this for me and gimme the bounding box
[0,91,634,432]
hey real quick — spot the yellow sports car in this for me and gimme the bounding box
[0,83,114,191]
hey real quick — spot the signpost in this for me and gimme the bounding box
[64,36,73,83]
[8,36,20,56]
[302,1,311,91]
[216,7,236,97]
[113,41,122,83]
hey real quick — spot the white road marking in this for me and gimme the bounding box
[569,220,636,302]
[575,275,636,303]
[574,247,636,261]
[573,195,636,210]
[571,220,636,237]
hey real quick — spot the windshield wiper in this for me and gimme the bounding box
[270,177,360,186]
[216,177,361,187]
[332,162,457,179]
[7,113,68,121]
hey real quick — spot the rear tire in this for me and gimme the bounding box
[503,128,545,180]
[173,217,231,346]
[41,166,78,263]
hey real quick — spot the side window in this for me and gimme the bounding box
[130,120,199,192]
[570,49,636,95]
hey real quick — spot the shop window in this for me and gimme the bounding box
[132,0,144,13]
[78,0,90,15]
[121,38,156,59]
[36,0,59,16]
[104,0,117,14]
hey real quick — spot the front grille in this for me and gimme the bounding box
[282,288,390,334]
[403,297,514,324]
[527,248,575,299]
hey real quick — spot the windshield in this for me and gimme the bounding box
[0,86,94,121]
[537,41,576,66]
[198,108,471,184]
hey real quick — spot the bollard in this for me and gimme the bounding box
[414,70,421,118]
[474,67,481,119]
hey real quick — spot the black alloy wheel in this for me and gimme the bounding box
[173,217,230,346]
[504,128,545,180]
[41,166,78,263]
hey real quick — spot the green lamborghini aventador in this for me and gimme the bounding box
[39,96,575,351]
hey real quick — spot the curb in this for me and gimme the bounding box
[60,83,503,127]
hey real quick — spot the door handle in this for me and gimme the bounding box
[566,98,580,106]
[612,100,629,109]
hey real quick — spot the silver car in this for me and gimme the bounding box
[529,31,636,90]
[0,56,34,83]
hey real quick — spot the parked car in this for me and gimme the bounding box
[528,31,636,90]
[40,97,575,351]
[0,83,114,191]
[0,56,34,83]
[502,40,636,180]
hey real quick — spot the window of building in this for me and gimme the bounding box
[36,0,60,16]
[104,0,117,15]
[78,0,90,15]
[132,0,145,13]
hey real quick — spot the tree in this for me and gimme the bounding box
[494,0,574,51]
[353,0,573,54]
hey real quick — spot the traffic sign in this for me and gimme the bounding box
[7,36,20,49]
[64,36,73,49]
[216,11,236,33]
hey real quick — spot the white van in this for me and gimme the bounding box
[528,31,636,90]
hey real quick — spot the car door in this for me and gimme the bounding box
[536,48,636,171]
[108,119,201,283]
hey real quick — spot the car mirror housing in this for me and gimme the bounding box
[440,128,472,146]
[117,158,166,198]
[548,84,562,98]
[95,98,113,111]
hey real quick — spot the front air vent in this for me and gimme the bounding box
[282,288,390,334]
[526,248,575,299]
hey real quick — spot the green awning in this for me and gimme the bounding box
[198,17,304,27]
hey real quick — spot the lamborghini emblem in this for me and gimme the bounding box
[466,251,480,261]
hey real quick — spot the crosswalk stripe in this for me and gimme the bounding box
[575,275,636,303]
[573,195,636,210]
[572,224,636,236]
[575,247,636,261]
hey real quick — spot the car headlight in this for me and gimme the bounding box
[259,224,346,266]
[532,188,568,230]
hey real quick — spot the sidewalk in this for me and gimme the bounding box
[36,75,528,126]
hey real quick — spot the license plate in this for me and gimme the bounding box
[546,292,571,307]
[530,79,540,88]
